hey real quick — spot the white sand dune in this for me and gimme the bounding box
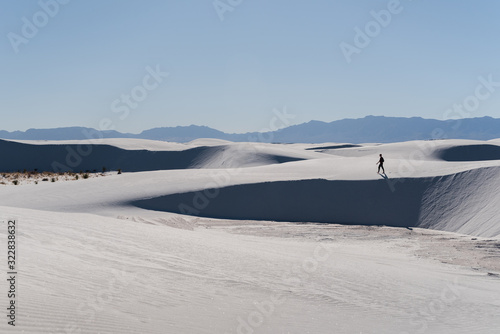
[3,138,498,236]
[132,166,500,238]
[0,206,499,334]
[0,139,310,172]
[0,138,499,333]
[435,144,500,161]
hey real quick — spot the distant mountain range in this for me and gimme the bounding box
[1,116,500,143]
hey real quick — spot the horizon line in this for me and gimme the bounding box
[0,114,497,135]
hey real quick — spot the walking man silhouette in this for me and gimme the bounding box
[376,154,385,174]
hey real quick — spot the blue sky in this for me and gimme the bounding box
[2,0,500,133]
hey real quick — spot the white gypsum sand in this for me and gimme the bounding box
[0,138,499,333]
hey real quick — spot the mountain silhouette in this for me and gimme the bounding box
[1,116,500,143]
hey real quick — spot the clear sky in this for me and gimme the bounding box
[2,0,500,134]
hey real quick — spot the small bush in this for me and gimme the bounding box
[12,180,18,185]
[51,178,56,183]
[83,174,89,179]
[75,175,79,180]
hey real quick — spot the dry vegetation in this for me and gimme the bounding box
[0,169,120,186]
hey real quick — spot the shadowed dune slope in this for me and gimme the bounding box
[436,144,500,161]
[133,178,429,227]
[419,167,500,237]
[133,167,500,237]
[0,140,304,172]
[305,144,362,150]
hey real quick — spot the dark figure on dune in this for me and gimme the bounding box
[376,154,385,174]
